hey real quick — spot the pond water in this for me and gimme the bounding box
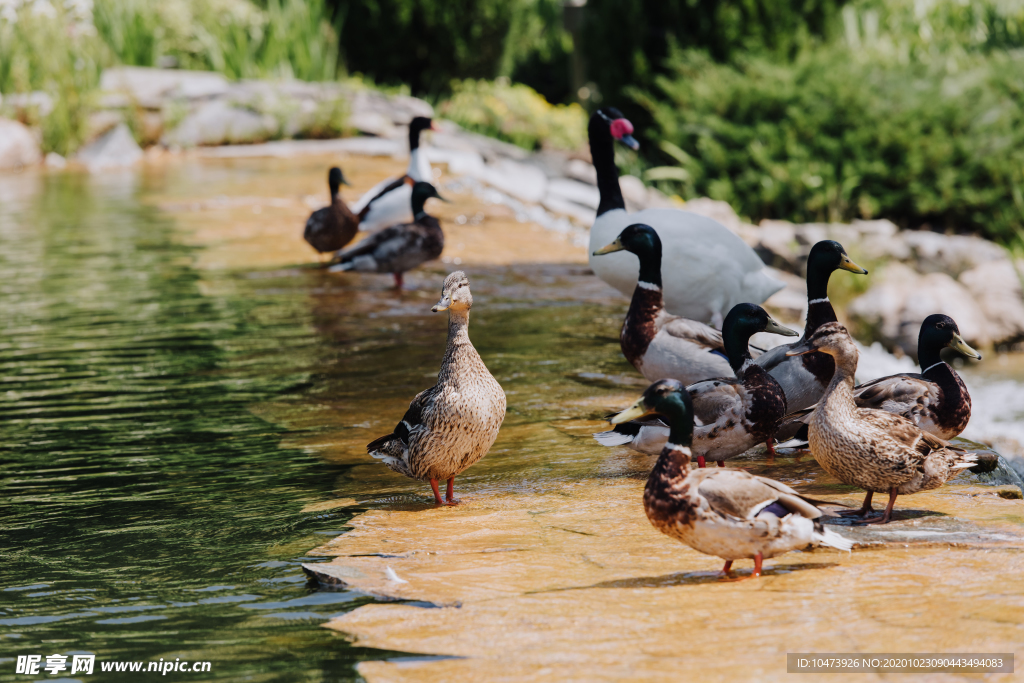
[2,156,1022,681]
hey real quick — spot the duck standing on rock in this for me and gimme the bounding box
[304,167,359,256]
[367,272,506,505]
[754,240,868,412]
[786,322,977,524]
[351,116,439,232]
[587,107,783,327]
[329,181,446,289]
[611,381,852,578]
[595,304,799,466]
[593,223,734,384]
[781,314,981,444]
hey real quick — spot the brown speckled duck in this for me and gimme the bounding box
[611,381,852,578]
[753,240,868,412]
[781,314,981,444]
[786,322,977,524]
[304,167,359,256]
[594,304,799,466]
[367,272,506,505]
[593,224,734,385]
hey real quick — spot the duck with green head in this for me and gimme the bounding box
[329,181,448,290]
[595,303,799,466]
[781,314,982,445]
[611,380,852,578]
[593,223,737,385]
[754,240,868,412]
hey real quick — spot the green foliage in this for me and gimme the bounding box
[438,78,587,151]
[635,41,1024,242]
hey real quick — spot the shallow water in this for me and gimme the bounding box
[2,155,1021,681]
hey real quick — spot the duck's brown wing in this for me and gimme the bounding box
[367,384,440,451]
[661,316,725,352]
[695,469,824,521]
[688,378,743,424]
[853,373,937,422]
[855,408,941,457]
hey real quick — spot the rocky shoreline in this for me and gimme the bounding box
[2,66,1023,355]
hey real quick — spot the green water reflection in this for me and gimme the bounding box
[0,166,631,680]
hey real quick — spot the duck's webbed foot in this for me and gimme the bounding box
[856,488,897,525]
[444,476,460,506]
[836,491,874,517]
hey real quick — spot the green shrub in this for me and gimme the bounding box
[438,78,587,151]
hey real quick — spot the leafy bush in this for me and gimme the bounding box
[635,1,1024,244]
[438,78,587,151]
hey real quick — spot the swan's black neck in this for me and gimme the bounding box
[589,116,625,217]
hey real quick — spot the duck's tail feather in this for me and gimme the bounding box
[593,429,635,447]
[776,437,809,450]
[813,523,854,552]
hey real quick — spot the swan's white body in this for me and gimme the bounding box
[589,208,783,327]
[351,148,433,233]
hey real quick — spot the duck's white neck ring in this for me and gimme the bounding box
[808,297,830,305]
[665,442,691,453]
[922,361,946,374]
[637,281,661,291]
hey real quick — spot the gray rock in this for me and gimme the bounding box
[163,100,278,147]
[75,123,143,171]
[959,259,1024,344]
[618,175,648,212]
[194,137,401,159]
[1,91,54,116]
[849,262,991,353]
[347,110,397,138]
[86,110,123,142]
[901,230,1006,276]
[546,177,599,210]
[761,267,807,323]
[564,158,597,185]
[0,118,41,170]
[541,194,596,225]
[425,148,485,177]
[682,197,743,234]
[474,158,547,203]
[100,67,229,109]
[45,152,67,169]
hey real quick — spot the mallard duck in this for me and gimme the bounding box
[611,380,852,578]
[587,108,783,327]
[594,303,798,466]
[753,240,868,412]
[328,181,446,289]
[304,167,359,256]
[785,322,977,524]
[593,223,734,384]
[366,271,506,505]
[350,116,438,232]
[780,314,981,444]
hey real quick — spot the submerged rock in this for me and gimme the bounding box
[75,123,143,171]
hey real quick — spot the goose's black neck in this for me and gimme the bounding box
[589,116,625,217]
[409,125,423,151]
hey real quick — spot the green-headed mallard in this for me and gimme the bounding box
[304,167,359,255]
[611,380,852,578]
[329,181,446,290]
[593,223,735,385]
[367,271,506,505]
[781,314,981,445]
[594,303,799,466]
[785,322,977,524]
[753,240,868,411]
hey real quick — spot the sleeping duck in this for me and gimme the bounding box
[587,108,783,327]
[611,380,852,578]
[787,322,977,524]
[780,314,981,444]
[304,167,359,256]
[350,116,438,232]
[753,240,868,412]
[594,303,798,467]
[367,272,506,505]
[593,224,734,384]
[329,181,446,289]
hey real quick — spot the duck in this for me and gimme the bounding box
[779,314,981,445]
[593,223,734,384]
[350,116,438,233]
[303,167,359,256]
[753,240,868,412]
[366,271,506,505]
[611,380,853,578]
[785,322,977,524]
[328,181,446,289]
[594,303,798,466]
[587,107,784,327]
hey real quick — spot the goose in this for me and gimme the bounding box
[610,380,852,578]
[367,272,506,505]
[303,167,359,256]
[593,223,733,384]
[780,314,981,445]
[594,304,798,466]
[786,322,977,524]
[753,240,868,412]
[350,116,438,233]
[587,107,784,327]
[328,181,446,289]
